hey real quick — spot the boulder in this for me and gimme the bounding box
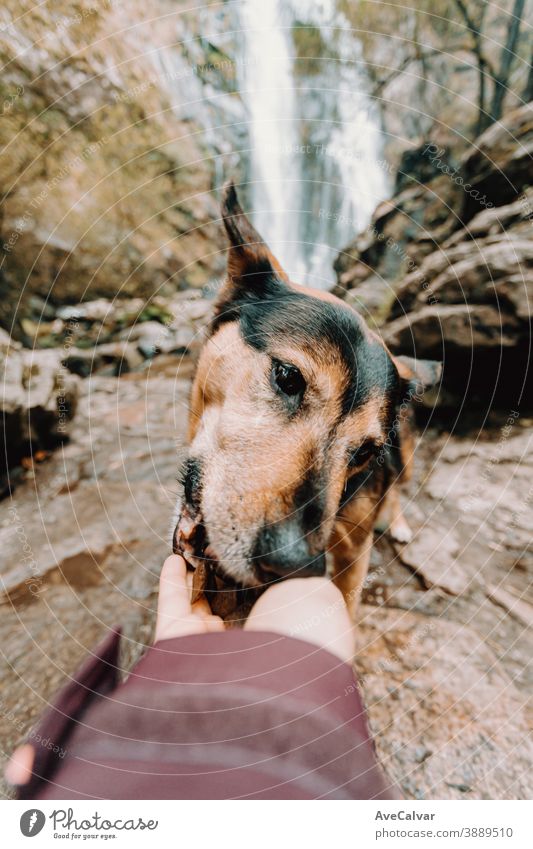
[460,103,533,219]
[334,175,463,295]
[25,293,213,377]
[63,341,144,378]
[384,303,521,352]
[394,143,459,194]
[0,0,244,337]
[335,104,533,410]
[1,335,79,492]
[390,188,533,319]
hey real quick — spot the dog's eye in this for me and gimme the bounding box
[271,360,306,399]
[348,441,376,468]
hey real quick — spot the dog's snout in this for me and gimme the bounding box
[253,521,326,581]
[181,457,203,509]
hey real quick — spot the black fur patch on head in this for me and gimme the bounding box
[214,278,399,419]
[340,340,397,417]
[212,272,284,331]
[180,457,203,510]
[339,464,375,509]
[293,468,327,533]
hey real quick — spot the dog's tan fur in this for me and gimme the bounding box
[177,183,440,617]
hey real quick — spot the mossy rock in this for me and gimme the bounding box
[0,0,226,337]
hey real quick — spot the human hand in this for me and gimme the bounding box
[245,577,355,664]
[154,554,225,642]
[157,557,354,661]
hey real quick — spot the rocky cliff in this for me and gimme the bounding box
[335,103,533,413]
[0,0,244,337]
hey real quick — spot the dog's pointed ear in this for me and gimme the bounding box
[394,355,442,396]
[220,180,289,289]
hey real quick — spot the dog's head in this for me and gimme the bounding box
[173,182,441,586]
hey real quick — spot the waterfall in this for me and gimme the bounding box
[237,0,389,289]
[239,0,302,277]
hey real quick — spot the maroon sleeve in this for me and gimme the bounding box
[18,628,121,801]
[18,629,397,800]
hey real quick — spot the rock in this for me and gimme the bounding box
[1,339,79,490]
[57,299,133,324]
[0,479,168,600]
[334,174,463,293]
[460,103,533,219]
[397,527,467,595]
[383,303,521,351]
[336,103,533,411]
[394,144,459,194]
[357,607,533,799]
[444,188,533,247]
[120,321,175,359]
[388,186,533,325]
[167,297,212,354]
[26,294,213,378]
[487,585,533,629]
[423,428,533,555]
[0,357,192,796]
[117,297,212,357]
[63,341,144,377]
[0,327,20,352]
[390,223,533,320]
[343,276,395,325]
[0,1,245,336]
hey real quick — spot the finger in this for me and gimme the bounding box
[190,601,225,628]
[191,596,213,617]
[5,744,34,786]
[155,555,191,642]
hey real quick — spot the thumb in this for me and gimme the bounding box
[155,555,192,640]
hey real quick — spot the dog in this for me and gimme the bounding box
[173,182,441,617]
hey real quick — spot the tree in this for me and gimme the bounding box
[451,0,491,134]
[453,0,528,130]
[524,47,533,101]
[341,0,532,140]
[489,0,527,121]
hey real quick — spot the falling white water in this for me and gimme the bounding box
[238,0,390,289]
[239,0,302,275]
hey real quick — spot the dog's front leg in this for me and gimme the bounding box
[330,517,374,619]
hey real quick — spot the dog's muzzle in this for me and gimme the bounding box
[252,517,326,583]
[173,504,208,562]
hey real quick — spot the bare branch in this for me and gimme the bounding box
[523,49,533,103]
[490,0,527,121]
[370,42,490,99]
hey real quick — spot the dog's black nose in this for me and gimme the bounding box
[253,522,326,581]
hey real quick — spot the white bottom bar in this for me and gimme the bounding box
[3,799,532,848]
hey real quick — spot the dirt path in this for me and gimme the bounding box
[1,359,532,799]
